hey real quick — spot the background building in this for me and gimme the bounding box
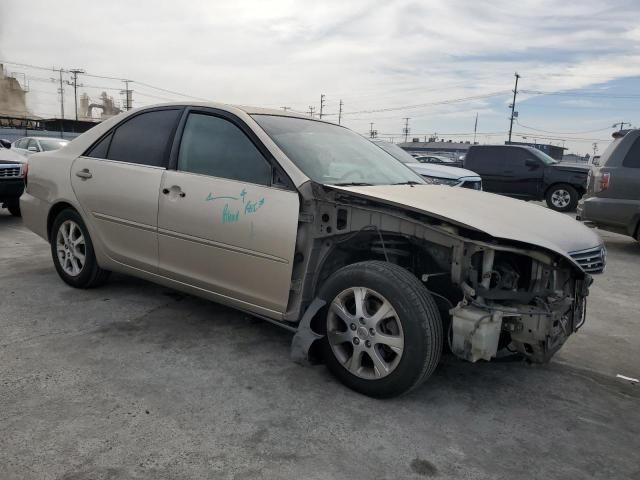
[0,64,29,118]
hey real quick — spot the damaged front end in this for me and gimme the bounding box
[449,245,592,364]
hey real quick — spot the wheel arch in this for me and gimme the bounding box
[46,201,77,242]
[544,181,579,197]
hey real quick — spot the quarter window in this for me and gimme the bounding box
[177,113,272,186]
[104,109,181,167]
[622,137,640,168]
[86,132,112,159]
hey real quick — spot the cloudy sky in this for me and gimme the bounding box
[1,0,640,154]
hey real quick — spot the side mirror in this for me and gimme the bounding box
[27,146,38,152]
[0,139,11,149]
[525,158,540,169]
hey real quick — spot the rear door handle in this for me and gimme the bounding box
[75,169,92,179]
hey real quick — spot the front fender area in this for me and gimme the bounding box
[544,170,587,194]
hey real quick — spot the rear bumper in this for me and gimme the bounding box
[20,193,50,241]
[0,178,25,202]
[578,196,637,237]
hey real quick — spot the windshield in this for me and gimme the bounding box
[39,139,69,151]
[529,148,558,165]
[253,115,424,186]
[372,141,416,164]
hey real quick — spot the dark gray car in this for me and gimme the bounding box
[577,129,640,242]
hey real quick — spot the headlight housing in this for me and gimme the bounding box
[421,175,459,186]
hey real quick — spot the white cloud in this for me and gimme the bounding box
[0,0,638,153]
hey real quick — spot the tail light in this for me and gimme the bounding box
[594,171,610,193]
[22,162,28,186]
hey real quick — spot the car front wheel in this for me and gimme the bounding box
[546,184,579,212]
[320,261,442,398]
[50,208,110,288]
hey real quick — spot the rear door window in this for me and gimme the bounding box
[468,147,507,172]
[622,137,640,168]
[106,109,182,168]
[506,148,533,172]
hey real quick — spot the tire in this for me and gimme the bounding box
[7,201,21,217]
[546,184,579,212]
[50,208,110,288]
[319,261,442,398]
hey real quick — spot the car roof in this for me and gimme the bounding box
[17,136,70,141]
[132,101,337,124]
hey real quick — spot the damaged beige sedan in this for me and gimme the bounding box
[21,103,605,398]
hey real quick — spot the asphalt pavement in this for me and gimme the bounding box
[1,209,639,480]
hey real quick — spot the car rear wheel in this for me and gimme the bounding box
[546,184,579,212]
[7,201,21,217]
[319,261,442,398]
[50,208,110,288]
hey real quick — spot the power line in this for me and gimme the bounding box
[515,120,613,135]
[131,80,210,101]
[521,89,640,99]
[324,90,510,116]
[0,59,211,102]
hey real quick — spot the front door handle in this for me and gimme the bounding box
[162,186,186,198]
[75,169,92,179]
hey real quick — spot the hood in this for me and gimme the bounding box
[407,163,480,180]
[0,148,26,163]
[330,184,602,259]
[551,162,591,174]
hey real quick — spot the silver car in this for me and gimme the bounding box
[13,136,69,156]
[373,140,482,189]
[21,103,605,398]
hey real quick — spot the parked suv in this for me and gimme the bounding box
[464,145,591,211]
[21,103,604,398]
[0,139,26,217]
[577,130,640,242]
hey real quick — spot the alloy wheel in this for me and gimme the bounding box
[55,220,86,277]
[551,189,571,209]
[327,287,404,380]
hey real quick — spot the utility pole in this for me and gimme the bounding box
[308,106,315,118]
[57,69,65,138]
[611,121,631,131]
[402,117,410,143]
[473,112,478,144]
[338,99,343,125]
[52,69,65,121]
[319,94,326,119]
[508,72,520,143]
[121,79,133,110]
[68,69,85,121]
